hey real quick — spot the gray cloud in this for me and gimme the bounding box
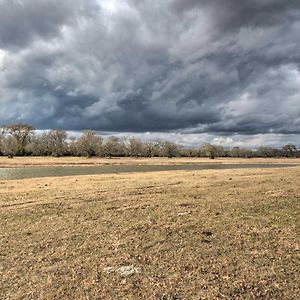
[0,0,99,50]
[0,0,300,146]
[172,0,300,29]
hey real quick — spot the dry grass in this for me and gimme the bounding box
[0,156,300,168]
[0,159,300,299]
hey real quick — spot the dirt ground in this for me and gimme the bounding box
[0,159,299,299]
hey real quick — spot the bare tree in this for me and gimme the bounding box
[282,144,297,158]
[68,136,79,156]
[160,141,179,158]
[5,123,34,155]
[0,126,6,155]
[77,130,103,157]
[144,141,159,158]
[25,134,44,156]
[201,143,218,159]
[1,136,19,157]
[104,136,124,158]
[43,129,67,157]
[126,137,144,157]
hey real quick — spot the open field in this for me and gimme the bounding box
[0,156,300,168]
[0,159,300,299]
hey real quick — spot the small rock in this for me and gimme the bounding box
[177,211,191,216]
[104,265,141,276]
[118,266,140,276]
[103,267,114,274]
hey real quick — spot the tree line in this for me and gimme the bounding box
[0,123,299,158]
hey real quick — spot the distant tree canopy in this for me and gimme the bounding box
[0,123,299,158]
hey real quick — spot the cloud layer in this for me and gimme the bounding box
[0,0,300,146]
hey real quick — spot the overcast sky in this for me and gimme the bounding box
[0,0,300,147]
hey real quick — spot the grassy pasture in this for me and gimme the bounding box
[0,158,299,299]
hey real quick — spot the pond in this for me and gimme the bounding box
[0,163,296,180]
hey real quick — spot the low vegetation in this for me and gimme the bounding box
[1,160,299,299]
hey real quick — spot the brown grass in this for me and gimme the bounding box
[0,156,299,168]
[0,159,299,299]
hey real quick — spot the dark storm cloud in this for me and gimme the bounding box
[172,0,300,29]
[0,0,99,50]
[0,0,300,144]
